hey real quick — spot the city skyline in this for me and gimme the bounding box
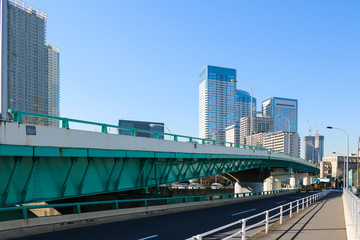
[0,0,60,125]
[10,0,360,158]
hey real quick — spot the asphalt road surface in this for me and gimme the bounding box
[12,192,315,240]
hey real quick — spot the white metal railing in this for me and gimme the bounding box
[343,188,360,239]
[187,191,330,240]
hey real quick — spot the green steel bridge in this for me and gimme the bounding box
[0,109,319,207]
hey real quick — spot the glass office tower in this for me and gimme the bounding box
[262,97,298,133]
[199,65,237,141]
[236,89,256,121]
[304,135,324,163]
[0,0,60,125]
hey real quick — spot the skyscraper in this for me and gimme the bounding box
[235,89,256,121]
[0,0,59,124]
[304,135,324,163]
[262,97,298,132]
[199,65,236,141]
[46,43,60,126]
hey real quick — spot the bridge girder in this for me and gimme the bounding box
[0,144,319,206]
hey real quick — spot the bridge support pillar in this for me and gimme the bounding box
[303,175,315,186]
[290,172,308,188]
[224,168,270,195]
[235,182,263,194]
[263,168,292,191]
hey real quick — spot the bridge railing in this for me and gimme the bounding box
[0,189,295,221]
[343,188,360,239]
[187,190,330,240]
[7,109,318,168]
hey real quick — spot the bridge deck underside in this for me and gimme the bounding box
[0,145,319,206]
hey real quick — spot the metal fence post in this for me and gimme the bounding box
[265,210,269,233]
[280,206,283,224]
[302,198,304,210]
[297,200,299,213]
[242,219,246,240]
[290,202,292,218]
[306,197,309,208]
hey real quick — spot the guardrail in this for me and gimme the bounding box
[343,188,360,239]
[187,190,330,240]
[0,189,295,221]
[7,109,318,168]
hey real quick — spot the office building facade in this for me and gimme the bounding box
[199,65,256,142]
[263,131,300,157]
[262,97,298,133]
[199,65,237,141]
[0,0,59,124]
[236,89,256,121]
[225,124,240,144]
[240,116,273,145]
[118,120,164,139]
[304,135,324,163]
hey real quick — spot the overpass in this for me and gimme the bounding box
[0,109,319,206]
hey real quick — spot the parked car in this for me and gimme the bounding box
[225,185,234,189]
[175,183,188,189]
[211,183,224,189]
[188,183,204,189]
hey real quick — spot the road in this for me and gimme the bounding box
[12,192,315,240]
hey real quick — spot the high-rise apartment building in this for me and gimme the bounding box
[262,97,298,133]
[240,116,274,145]
[199,65,256,142]
[263,131,300,157]
[199,65,237,141]
[304,135,324,163]
[0,0,59,124]
[46,43,60,126]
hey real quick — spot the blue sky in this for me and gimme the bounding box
[27,0,360,157]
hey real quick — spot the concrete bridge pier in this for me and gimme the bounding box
[290,172,308,188]
[303,175,315,186]
[224,168,270,195]
[263,168,292,191]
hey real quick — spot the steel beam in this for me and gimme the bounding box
[21,157,40,202]
[105,158,120,191]
[2,156,22,204]
[61,157,78,197]
[115,158,127,190]
[78,157,94,195]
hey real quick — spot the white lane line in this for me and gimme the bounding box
[276,200,287,204]
[138,235,159,240]
[232,208,257,216]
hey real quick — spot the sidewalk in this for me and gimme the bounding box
[249,192,347,240]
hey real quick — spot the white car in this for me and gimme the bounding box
[211,183,224,189]
[175,183,188,189]
[188,183,204,189]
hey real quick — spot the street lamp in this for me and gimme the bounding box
[277,115,291,154]
[149,124,171,134]
[231,79,253,146]
[326,126,349,189]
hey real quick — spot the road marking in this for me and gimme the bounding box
[138,235,159,240]
[276,200,287,204]
[232,208,257,216]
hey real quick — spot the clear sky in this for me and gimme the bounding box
[27,0,360,157]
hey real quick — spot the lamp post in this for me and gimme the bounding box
[326,126,349,189]
[149,124,171,134]
[232,80,253,146]
[277,115,291,154]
